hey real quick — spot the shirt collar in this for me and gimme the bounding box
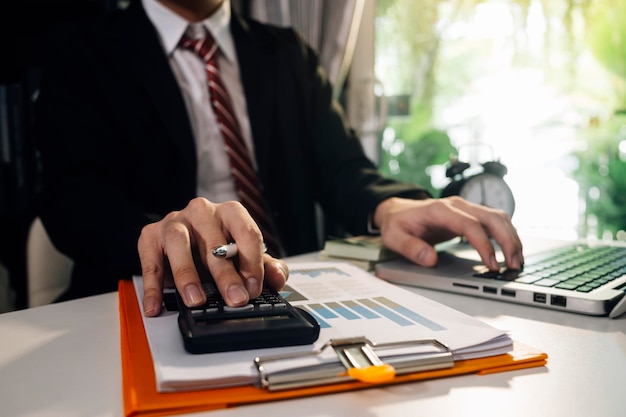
[142,0,236,62]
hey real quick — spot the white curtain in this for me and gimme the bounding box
[247,0,365,99]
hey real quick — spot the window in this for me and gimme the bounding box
[374,0,626,241]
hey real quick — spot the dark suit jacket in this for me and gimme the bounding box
[36,0,428,300]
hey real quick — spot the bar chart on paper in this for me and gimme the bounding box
[282,264,448,332]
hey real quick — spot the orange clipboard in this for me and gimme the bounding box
[119,280,547,417]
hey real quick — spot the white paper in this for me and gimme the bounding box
[132,262,512,392]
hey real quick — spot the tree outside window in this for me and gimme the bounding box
[375,0,626,240]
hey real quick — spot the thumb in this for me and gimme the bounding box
[386,234,438,267]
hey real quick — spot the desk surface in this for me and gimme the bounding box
[1,252,625,417]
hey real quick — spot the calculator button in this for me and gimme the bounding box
[223,304,254,312]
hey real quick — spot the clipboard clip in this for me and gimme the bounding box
[254,337,454,391]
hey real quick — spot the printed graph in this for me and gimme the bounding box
[302,297,447,331]
[279,285,309,302]
[286,265,448,332]
[290,267,350,278]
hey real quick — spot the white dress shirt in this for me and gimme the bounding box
[142,0,257,203]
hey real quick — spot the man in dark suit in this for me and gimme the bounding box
[36,0,523,315]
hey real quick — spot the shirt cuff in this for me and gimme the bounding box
[367,213,381,235]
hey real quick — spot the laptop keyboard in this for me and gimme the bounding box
[474,244,626,293]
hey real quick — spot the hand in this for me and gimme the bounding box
[373,196,524,271]
[137,197,289,317]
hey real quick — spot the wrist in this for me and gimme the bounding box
[372,198,397,234]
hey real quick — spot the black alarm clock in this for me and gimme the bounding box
[440,155,515,217]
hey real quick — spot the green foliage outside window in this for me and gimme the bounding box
[375,0,454,196]
[572,0,626,239]
[376,0,626,239]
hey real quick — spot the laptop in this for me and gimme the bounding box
[374,236,626,318]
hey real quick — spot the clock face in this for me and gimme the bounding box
[459,173,515,216]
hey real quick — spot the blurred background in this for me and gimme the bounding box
[371,0,626,242]
[1,0,625,311]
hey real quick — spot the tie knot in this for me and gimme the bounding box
[180,26,218,63]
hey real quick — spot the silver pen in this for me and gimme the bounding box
[212,242,268,259]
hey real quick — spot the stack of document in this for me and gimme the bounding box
[320,235,400,270]
[131,262,525,393]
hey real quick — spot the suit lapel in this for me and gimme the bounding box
[109,4,277,186]
[231,14,276,183]
[114,1,197,176]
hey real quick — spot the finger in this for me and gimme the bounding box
[482,212,524,269]
[137,223,166,317]
[425,199,500,270]
[204,201,265,305]
[448,198,524,269]
[162,219,206,307]
[262,255,289,290]
[382,225,439,267]
[181,197,230,271]
[172,199,247,306]
[207,258,251,306]
[228,233,266,299]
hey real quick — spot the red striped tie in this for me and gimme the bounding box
[180,30,283,257]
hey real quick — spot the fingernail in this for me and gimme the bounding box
[245,277,259,296]
[418,249,434,265]
[184,284,204,306]
[143,297,160,316]
[227,284,248,305]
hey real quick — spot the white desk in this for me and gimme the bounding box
[1,252,625,417]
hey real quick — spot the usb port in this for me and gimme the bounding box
[483,286,497,294]
[533,293,547,304]
[551,295,567,307]
[501,289,516,297]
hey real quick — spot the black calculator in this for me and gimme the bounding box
[175,279,320,354]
